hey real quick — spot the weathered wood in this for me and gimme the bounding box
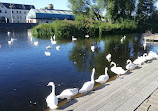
[144,34,158,41]
[58,60,158,111]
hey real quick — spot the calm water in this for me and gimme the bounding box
[0,29,158,111]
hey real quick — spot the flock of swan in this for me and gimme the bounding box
[1,32,158,110]
[46,35,158,110]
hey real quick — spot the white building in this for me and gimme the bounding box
[26,4,75,24]
[0,2,35,23]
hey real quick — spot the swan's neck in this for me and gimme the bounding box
[91,69,95,82]
[105,68,108,75]
[51,84,55,95]
[112,62,116,68]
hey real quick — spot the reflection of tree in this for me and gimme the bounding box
[69,34,150,78]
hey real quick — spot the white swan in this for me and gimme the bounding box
[79,68,95,93]
[56,46,60,50]
[110,62,127,77]
[7,31,10,36]
[57,88,78,100]
[72,36,77,41]
[143,53,152,62]
[34,41,38,46]
[11,38,16,42]
[148,51,158,59]
[120,38,124,44]
[45,51,51,56]
[143,42,147,50]
[8,40,12,45]
[46,46,51,49]
[106,53,111,62]
[133,56,144,65]
[85,35,89,38]
[51,40,57,45]
[126,59,138,71]
[91,46,95,52]
[95,67,109,84]
[46,82,58,110]
[123,35,126,39]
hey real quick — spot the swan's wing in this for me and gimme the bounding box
[79,81,94,93]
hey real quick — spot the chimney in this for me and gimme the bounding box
[47,4,53,10]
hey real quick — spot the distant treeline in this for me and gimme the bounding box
[32,0,158,39]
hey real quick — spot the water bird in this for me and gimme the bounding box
[95,67,109,84]
[57,88,78,101]
[143,38,147,50]
[46,46,51,49]
[126,59,138,71]
[72,36,77,41]
[11,38,16,42]
[8,40,12,45]
[34,41,38,46]
[91,46,95,52]
[56,46,60,50]
[7,31,11,36]
[133,56,145,65]
[106,53,111,62]
[120,38,124,44]
[148,51,158,59]
[110,62,127,77]
[123,35,126,39]
[46,82,58,110]
[79,68,95,93]
[45,51,51,56]
[85,35,89,38]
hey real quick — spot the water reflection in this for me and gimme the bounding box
[0,29,156,111]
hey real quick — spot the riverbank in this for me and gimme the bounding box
[53,59,158,111]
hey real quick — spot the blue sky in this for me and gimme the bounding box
[0,0,158,10]
[0,0,70,10]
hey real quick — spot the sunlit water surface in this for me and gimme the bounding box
[0,29,158,111]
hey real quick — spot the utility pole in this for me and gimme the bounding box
[9,3,13,23]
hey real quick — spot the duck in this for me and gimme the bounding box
[91,46,95,52]
[72,36,77,41]
[45,51,51,56]
[57,88,78,101]
[85,35,89,38]
[79,68,95,93]
[46,46,51,49]
[106,53,111,62]
[95,67,109,84]
[46,82,58,110]
[126,59,138,71]
[56,46,60,50]
[110,62,127,77]
[34,41,38,46]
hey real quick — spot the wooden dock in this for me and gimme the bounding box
[144,34,158,41]
[57,59,158,111]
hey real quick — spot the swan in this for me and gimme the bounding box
[11,38,16,42]
[57,88,78,100]
[106,53,111,62]
[50,36,53,41]
[79,68,95,93]
[91,46,95,52]
[126,59,138,71]
[143,42,147,50]
[8,40,12,45]
[46,82,58,110]
[51,40,57,45]
[72,36,77,41]
[110,62,127,77]
[95,67,109,84]
[133,56,145,65]
[85,35,89,38]
[120,38,124,44]
[7,31,10,36]
[34,41,38,46]
[56,46,60,50]
[45,51,51,56]
[123,35,126,39]
[148,51,158,59]
[46,46,51,49]
[143,53,152,62]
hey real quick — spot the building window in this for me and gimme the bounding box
[12,11,14,13]
[20,16,22,19]
[5,11,7,13]
[0,10,1,13]
[17,16,19,19]
[24,11,26,14]
[19,11,21,13]
[17,11,18,13]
